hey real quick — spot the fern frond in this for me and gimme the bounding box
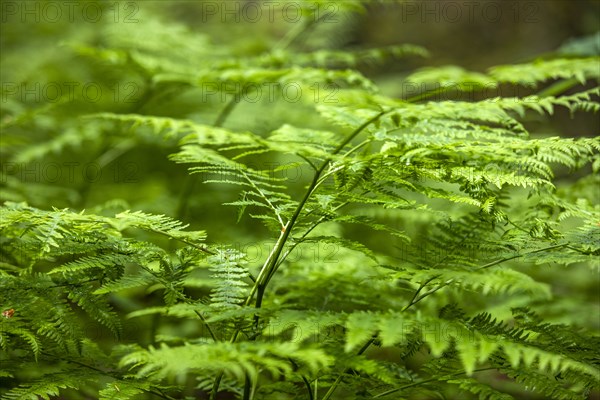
[119,341,332,382]
[1,371,96,400]
[395,268,552,299]
[489,57,600,86]
[445,376,515,400]
[264,309,344,343]
[208,249,250,310]
[67,287,122,338]
[87,113,252,144]
[405,65,497,92]
[111,210,207,243]
[0,325,41,361]
[288,44,429,68]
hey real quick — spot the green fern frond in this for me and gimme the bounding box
[208,249,250,310]
[111,210,207,243]
[87,113,251,144]
[445,377,515,400]
[1,371,96,400]
[406,65,497,91]
[0,325,41,361]
[489,57,600,86]
[119,341,332,382]
[264,309,344,343]
[67,287,122,338]
[396,268,552,299]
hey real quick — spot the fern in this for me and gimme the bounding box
[1,2,599,400]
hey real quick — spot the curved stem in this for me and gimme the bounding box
[536,77,579,98]
[243,373,252,400]
[210,374,223,400]
[297,153,319,172]
[401,275,440,312]
[194,310,218,342]
[241,169,285,228]
[372,367,497,398]
[211,110,389,398]
[406,243,570,309]
[273,5,329,51]
[476,243,567,270]
[343,139,370,157]
[287,357,314,400]
[320,338,375,400]
[274,201,350,271]
[258,110,389,293]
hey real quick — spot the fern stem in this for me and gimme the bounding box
[302,376,315,400]
[259,110,389,309]
[136,265,221,346]
[372,367,497,398]
[343,139,370,157]
[404,85,456,103]
[274,19,310,51]
[194,310,218,342]
[320,338,375,400]
[273,5,329,52]
[402,233,474,309]
[401,275,440,311]
[214,89,243,127]
[260,110,389,289]
[42,350,110,375]
[476,243,567,270]
[243,373,252,400]
[210,327,243,399]
[210,374,224,400]
[211,111,389,399]
[409,243,570,307]
[274,201,351,270]
[536,77,580,98]
[297,153,319,171]
[143,226,256,282]
[241,169,286,228]
[288,357,314,400]
[147,227,212,254]
[245,222,290,306]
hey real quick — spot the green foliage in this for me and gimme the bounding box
[1,1,599,399]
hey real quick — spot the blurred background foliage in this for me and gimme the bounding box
[1,0,598,218]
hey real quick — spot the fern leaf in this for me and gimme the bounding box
[208,249,249,310]
[489,57,600,86]
[119,341,332,382]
